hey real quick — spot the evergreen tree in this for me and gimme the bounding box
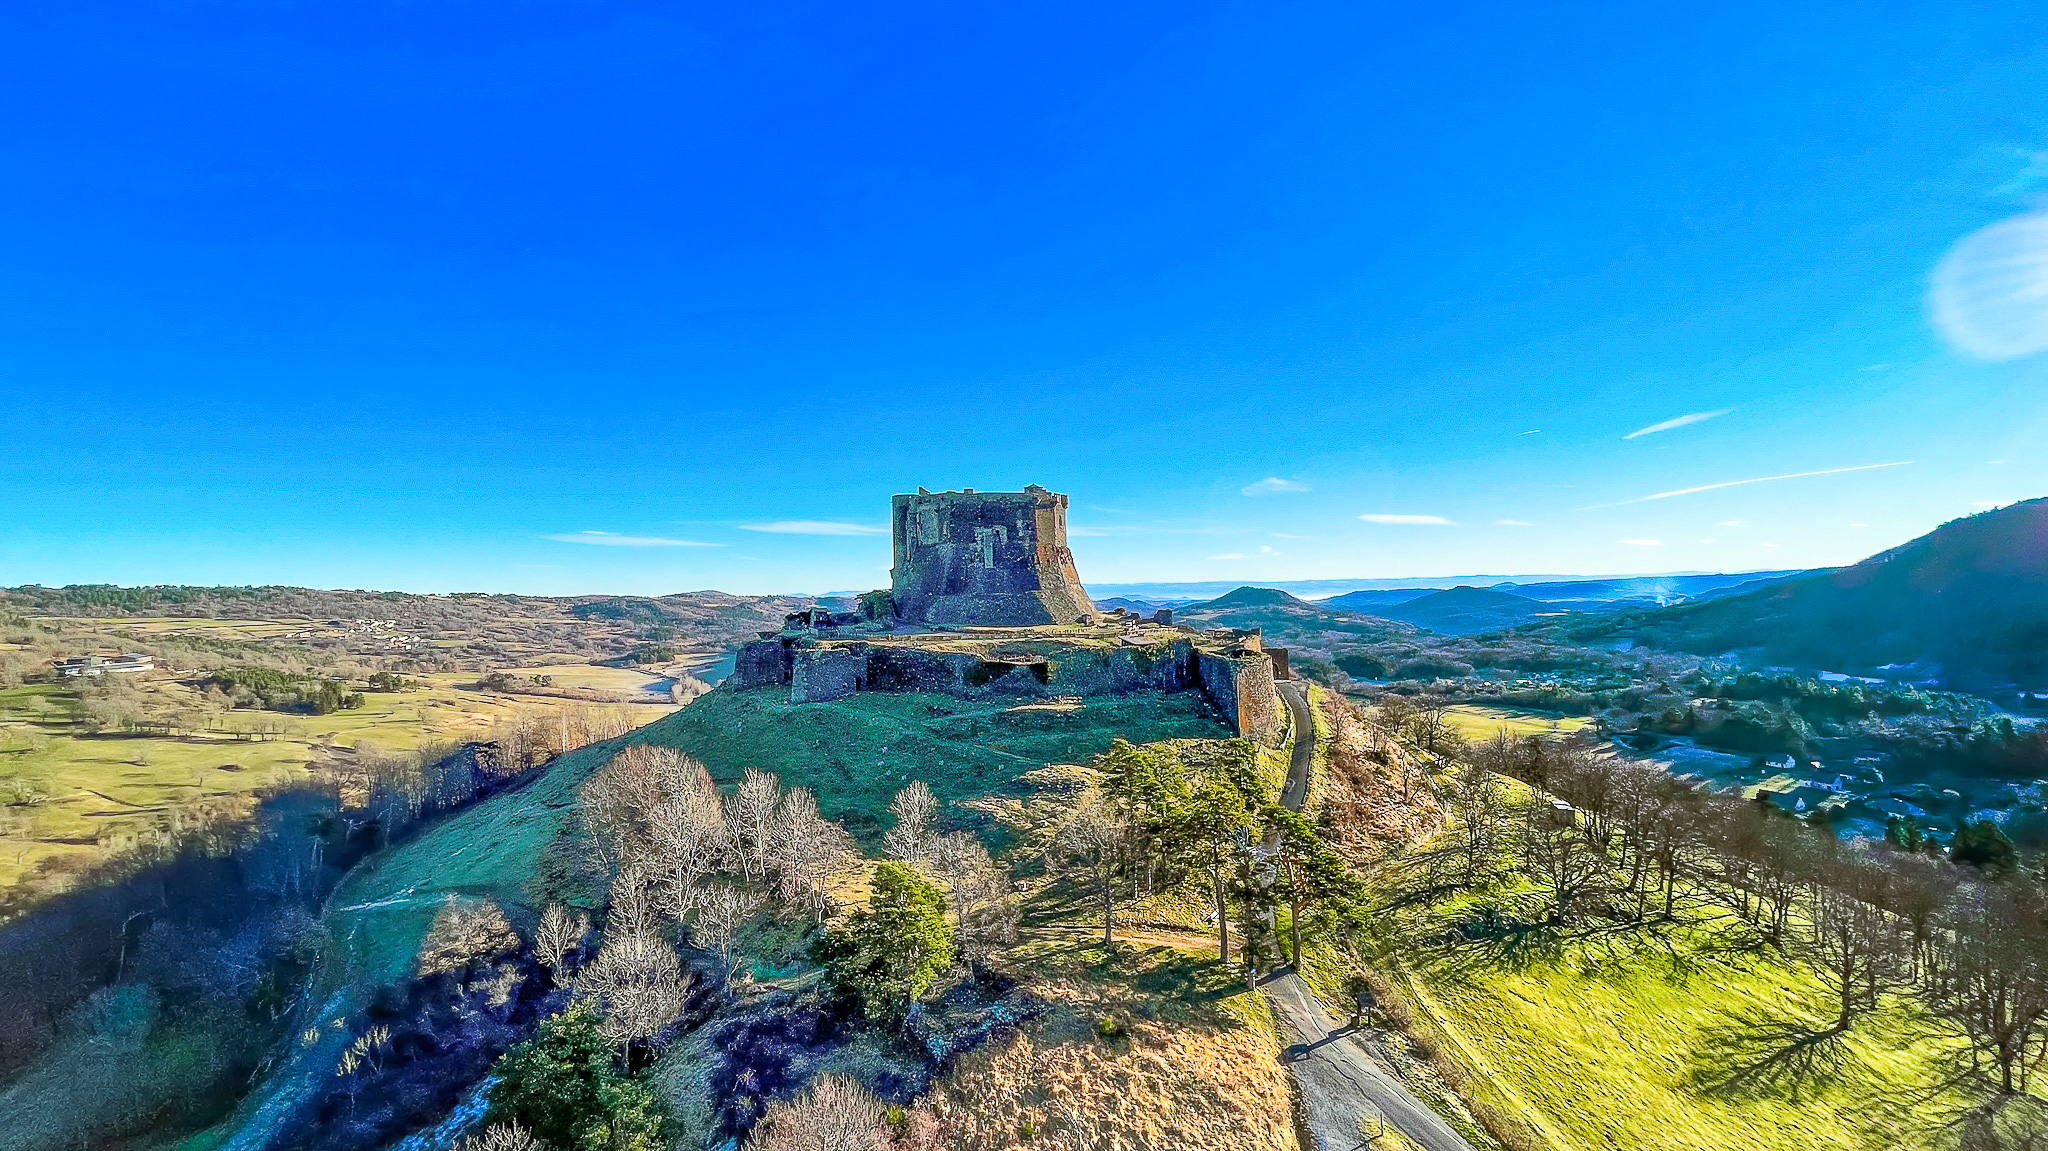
[485,1004,666,1151]
[814,861,953,1023]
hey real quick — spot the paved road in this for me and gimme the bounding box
[1267,680,1479,1151]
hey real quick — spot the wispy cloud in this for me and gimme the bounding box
[1359,514,1454,525]
[1621,539,1663,546]
[738,521,888,536]
[1720,520,1742,527]
[1622,409,1732,440]
[1242,477,1310,497]
[1517,429,1541,436]
[1209,553,1246,561]
[1067,525,1115,537]
[1579,461,1912,510]
[1269,532,1309,539]
[545,531,720,547]
[1495,519,1534,527]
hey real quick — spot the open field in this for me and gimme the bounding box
[0,675,675,902]
[1366,839,2000,1151]
[1441,704,1592,744]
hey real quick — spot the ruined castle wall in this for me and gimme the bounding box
[789,647,864,704]
[737,630,1276,736]
[734,637,794,689]
[890,487,1096,627]
[1197,650,1282,738]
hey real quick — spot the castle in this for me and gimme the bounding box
[732,486,1284,737]
[889,485,1096,627]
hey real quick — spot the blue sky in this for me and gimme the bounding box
[5,2,2048,595]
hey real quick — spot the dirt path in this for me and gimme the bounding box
[1268,681,1478,1151]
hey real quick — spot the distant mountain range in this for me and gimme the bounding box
[1333,585,1553,635]
[1090,570,1800,610]
[1561,499,2048,688]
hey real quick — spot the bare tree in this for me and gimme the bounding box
[772,787,855,919]
[730,767,783,881]
[577,930,689,1067]
[647,783,731,921]
[883,780,939,864]
[745,1074,885,1151]
[606,866,659,944]
[535,902,590,986]
[935,831,1015,963]
[1809,879,1904,1033]
[1927,886,2048,1096]
[691,882,765,985]
[1056,794,1127,945]
[416,898,521,978]
[457,1121,546,1151]
[1452,741,1508,888]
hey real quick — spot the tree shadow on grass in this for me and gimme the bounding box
[1686,1014,1853,1102]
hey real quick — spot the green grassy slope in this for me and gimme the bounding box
[205,685,1231,1148]
[1368,850,1989,1151]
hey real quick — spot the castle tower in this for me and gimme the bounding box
[889,485,1097,627]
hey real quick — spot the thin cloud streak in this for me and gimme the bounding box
[1242,477,1310,496]
[1578,462,1913,509]
[1359,514,1455,525]
[1622,409,1732,439]
[545,531,720,547]
[738,521,888,536]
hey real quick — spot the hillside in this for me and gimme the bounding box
[1174,587,1417,676]
[1372,585,1553,635]
[1559,500,2048,687]
[0,585,811,673]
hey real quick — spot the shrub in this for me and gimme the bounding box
[417,898,522,977]
[813,861,952,1023]
[485,1004,666,1151]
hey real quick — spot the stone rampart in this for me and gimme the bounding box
[733,630,1280,736]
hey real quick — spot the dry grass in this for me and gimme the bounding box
[1316,692,1446,862]
[921,979,1296,1151]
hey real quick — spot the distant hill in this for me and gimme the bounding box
[1196,586,1309,610]
[1319,588,1438,611]
[1371,585,1554,636]
[0,584,811,673]
[1494,571,1803,605]
[1562,500,2048,687]
[1174,587,1416,677]
[1094,595,1185,613]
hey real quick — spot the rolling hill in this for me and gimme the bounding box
[1370,585,1554,635]
[1173,588,1417,677]
[1562,500,2048,687]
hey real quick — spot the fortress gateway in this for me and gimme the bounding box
[732,486,1284,737]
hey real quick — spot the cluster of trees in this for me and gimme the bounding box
[1052,739,1362,985]
[1450,731,2048,1100]
[202,666,364,714]
[486,706,640,774]
[563,746,864,1060]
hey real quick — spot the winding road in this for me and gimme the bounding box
[1268,681,1479,1151]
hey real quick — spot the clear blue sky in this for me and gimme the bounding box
[5,2,2048,595]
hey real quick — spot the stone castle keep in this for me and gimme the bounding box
[889,485,1096,627]
[732,486,1284,737]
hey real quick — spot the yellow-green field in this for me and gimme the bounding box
[1442,704,1591,744]
[496,663,676,698]
[0,675,675,902]
[1368,846,1999,1151]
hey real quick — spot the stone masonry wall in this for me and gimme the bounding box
[889,485,1096,627]
[734,633,1279,736]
